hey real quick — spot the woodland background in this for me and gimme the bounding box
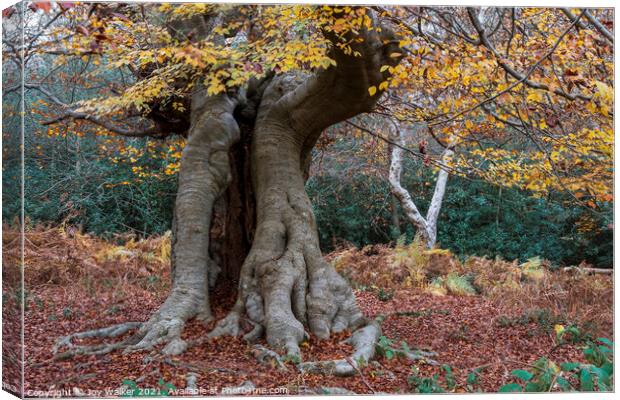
[1,2,614,396]
[2,106,613,267]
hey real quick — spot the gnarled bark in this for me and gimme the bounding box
[209,75,367,354]
[126,89,241,355]
[55,9,404,362]
[209,17,403,356]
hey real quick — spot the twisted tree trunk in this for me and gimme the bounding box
[69,11,404,358]
[216,75,367,353]
[126,90,241,354]
[205,20,402,354]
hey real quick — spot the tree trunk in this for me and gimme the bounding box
[126,89,241,355]
[389,128,453,249]
[210,122,256,283]
[208,75,369,355]
[128,11,404,356]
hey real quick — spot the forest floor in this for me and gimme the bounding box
[2,225,614,396]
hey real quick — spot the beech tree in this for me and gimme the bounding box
[3,2,613,365]
[5,2,405,360]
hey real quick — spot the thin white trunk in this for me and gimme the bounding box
[388,129,452,248]
[425,148,453,246]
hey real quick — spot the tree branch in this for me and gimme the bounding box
[426,148,453,230]
[24,83,168,138]
[430,10,589,127]
[582,9,614,43]
[281,8,404,136]
[467,7,590,102]
[389,127,431,246]
[559,8,589,30]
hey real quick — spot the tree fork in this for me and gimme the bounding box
[210,76,364,355]
[54,9,404,361]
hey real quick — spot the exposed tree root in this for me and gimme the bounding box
[295,318,438,377]
[52,321,142,360]
[243,320,265,343]
[185,373,199,391]
[124,284,214,355]
[298,320,382,377]
[51,295,207,358]
[251,344,289,370]
[125,316,189,356]
[399,349,439,364]
[53,321,142,353]
[207,309,241,338]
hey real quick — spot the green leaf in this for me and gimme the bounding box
[539,370,553,390]
[601,361,613,376]
[580,368,594,391]
[511,369,534,381]
[466,372,478,385]
[524,382,541,392]
[401,340,410,353]
[556,376,572,391]
[596,337,613,347]
[499,383,522,392]
[590,366,610,385]
[560,362,581,371]
[442,365,455,390]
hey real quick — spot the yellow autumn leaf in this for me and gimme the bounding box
[368,86,377,96]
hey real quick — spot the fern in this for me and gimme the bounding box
[445,273,477,296]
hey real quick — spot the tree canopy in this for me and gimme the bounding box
[3,3,612,211]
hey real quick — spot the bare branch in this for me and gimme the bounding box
[560,8,589,30]
[388,125,452,248]
[430,10,590,127]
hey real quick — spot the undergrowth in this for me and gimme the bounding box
[329,237,613,337]
[3,224,614,394]
[500,332,613,392]
[3,224,171,297]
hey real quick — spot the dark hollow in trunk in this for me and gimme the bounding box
[210,122,256,284]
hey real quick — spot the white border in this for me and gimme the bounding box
[0,2,616,400]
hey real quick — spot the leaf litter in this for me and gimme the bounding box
[2,226,612,395]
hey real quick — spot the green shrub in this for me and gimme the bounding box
[499,337,613,392]
[306,151,612,267]
[408,364,455,393]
